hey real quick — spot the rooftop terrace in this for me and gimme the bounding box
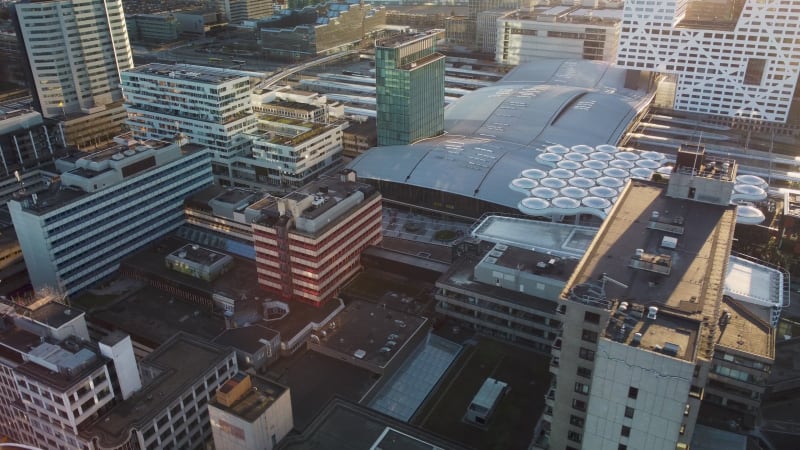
[211,373,287,423]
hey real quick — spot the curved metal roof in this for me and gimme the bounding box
[347,59,652,212]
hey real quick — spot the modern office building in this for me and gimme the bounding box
[375,30,445,146]
[248,116,345,188]
[209,373,293,450]
[616,0,800,127]
[218,0,274,24]
[13,0,133,148]
[496,6,622,65]
[126,13,180,44]
[544,148,777,450]
[251,170,382,306]
[8,137,213,295]
[259,3,386,59]
[122,63,259,185]
[0,31,28,89]
[0,109,67,175]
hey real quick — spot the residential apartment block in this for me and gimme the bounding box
[121,63,258,184]
[616,0,800,125]
[8,137,213,295]
[252,170,382,306]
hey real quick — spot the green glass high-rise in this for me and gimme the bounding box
[375,30,446,146]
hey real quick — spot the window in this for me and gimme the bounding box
[574,382,590,395]
[572,399,587,412]
[628,387,639,399]
[579,347,595,361]
[621,425,631,437]
[581,329,598,343]
[619,445,628,450]
[568,431,582,443]
[624,406,635,418]
[577,367,592,378]
[570,415,585,427]
[584,311,601,324]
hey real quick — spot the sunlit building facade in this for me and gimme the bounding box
[375,30,445,146]
[616,0,800,124]
[251,171,382,306]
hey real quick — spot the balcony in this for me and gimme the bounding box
[545,388,556,408]
[549,358,559,376]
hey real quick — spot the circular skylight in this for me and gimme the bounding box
[521,168,547,179]
[545,144,570,154]
[571,144,595,154]
[630,167,654,180]
[569,177,596,188]
[636,159,662,169]
[531,186,560,199]
[558,160,583,170]
[603,167,629,178]
[584,159,608,169]
[595,144,618,153]
[589,152,614,161]
[549,168,575,179]
[552,197,581,209]
[576,168,602,179]
[565,152,589,162]
[616,151,640,161]
[561,186,589,198]
[589,186,618,198]
[541,177,568,189]
[582,196,611,209]
[597,176,624,188]
[610,159,635,169]
[519,197,550,212]
[641,151,666,161]
[736,174,768,188]
[510,178,538,193]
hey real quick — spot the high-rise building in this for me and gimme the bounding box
[121,63,258,185]
[13,0,133,149]
[545,147,778,450]
[251,170,382,306]
[375,30,445,146]
[8,137,213,295]
[616,0,800,126]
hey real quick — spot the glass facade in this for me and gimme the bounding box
[376,34,445,146]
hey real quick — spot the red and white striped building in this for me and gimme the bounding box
[251,170,382,306]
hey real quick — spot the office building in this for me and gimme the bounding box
[0,300,238,450]
[496,6,622,65]
[126,13,180,44]
[13,0,133,148]
[8,137,213,295]
[249,116,345,188]
[209,373,293,450]
[259,3,386,59]
[375,30,445,146]
[545,147,777,450]
[251,170,382,306]
[0,109,67,175]
[616,0,800,127]
[122,63,258,185]
[0,31,27,89]
[218,0,274,24]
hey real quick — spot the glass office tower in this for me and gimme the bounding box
[375,30,445,146]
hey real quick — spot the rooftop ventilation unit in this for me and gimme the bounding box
[661,236,678,249]
[632,332,642,345]
[647,306,658,320]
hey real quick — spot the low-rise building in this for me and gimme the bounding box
[209,373,292,450]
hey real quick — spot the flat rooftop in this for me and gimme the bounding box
[717,296,774,359]
[213,325,279,355]
[15,339,106,391]
[315,300,426,369]
[503,5,623,25]
[566,180,737,360]
[85,333,233,448]
[472,215,597,260]
[126,63,249,84]
[29,301,82,329]
[375,29,443,49]
[437,255,560,314]
[487,243,579,283]
[88,284,224,348]
[278,397,471,450]
[168,244,230,266]
[211,374,287,423]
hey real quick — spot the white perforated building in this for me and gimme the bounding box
[616,0,800,124]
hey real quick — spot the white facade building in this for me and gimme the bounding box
[14,0,133,119]
[218,0,273,24]
[616,0,800,123]
[121,63,258,184]
[209,373,293,450]
[496,7,622,65]
[8,138,213,295]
